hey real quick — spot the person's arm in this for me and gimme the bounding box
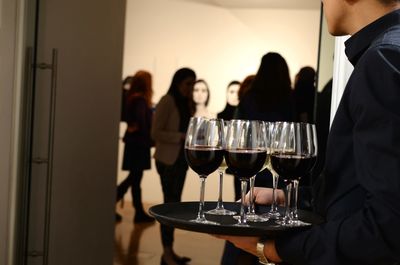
[275,44,400,265]
[151,96,184,144]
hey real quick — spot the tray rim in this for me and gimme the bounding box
[149,201,323,237]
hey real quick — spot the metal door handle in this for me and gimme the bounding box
[43,48,57,265]
[34,48,58,265]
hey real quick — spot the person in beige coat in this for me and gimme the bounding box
[151,67,196,265]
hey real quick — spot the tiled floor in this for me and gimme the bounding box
[113,203,225,265]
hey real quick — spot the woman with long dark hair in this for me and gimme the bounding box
[151,67,196,265]
[236,52,295,122]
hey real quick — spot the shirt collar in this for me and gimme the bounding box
[345,9,400,65]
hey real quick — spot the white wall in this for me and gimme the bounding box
[119,0,321,205]
[317,12,335,92]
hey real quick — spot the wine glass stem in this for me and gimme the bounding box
[216,170,224,209]
[283,181,292,224]
[239,179,248,224]
[271,174,279,212]
[248,176,256,214]
[291,180,299,221]
[197,176,207,220]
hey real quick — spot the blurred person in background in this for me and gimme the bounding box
[235,52,295,123]
[238,75,256,103]
[192,79,216,118]
[152,68,196,265]
[116,70,155,223]
[218,80,241,121]
[236,52,296,188]
[293,66,316,123]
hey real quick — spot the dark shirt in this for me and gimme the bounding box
[312,79,332,180]
[217,104,237,120]
[294,82,316,122]
[236,90,296,122]
[276,9,400,265]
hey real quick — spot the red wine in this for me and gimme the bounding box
[184,147,224,176]
[224,149,267,180]
[270,154,316,181]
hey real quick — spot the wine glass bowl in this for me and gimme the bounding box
[224,149,266,180]
[270,154,316,181]
[185,147,224,176]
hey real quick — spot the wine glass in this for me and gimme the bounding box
[266,122,281,219]
[246,121,269,222]
[206,121,236,215]
[184,117,224,224]
[270,122,317,226]
[290,123,317,226]
[225,120,267,226]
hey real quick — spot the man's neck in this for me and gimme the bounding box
[349,1,400,34]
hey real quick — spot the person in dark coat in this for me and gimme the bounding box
[116,70,155,223]
[293,66,316,123]
[216,1,400,264]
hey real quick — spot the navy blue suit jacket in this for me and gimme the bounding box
[276,10,400,265]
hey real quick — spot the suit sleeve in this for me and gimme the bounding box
[275,45,400,265]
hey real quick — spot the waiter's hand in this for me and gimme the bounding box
[247,187,285,206]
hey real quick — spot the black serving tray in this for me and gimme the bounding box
[149,201,323,237]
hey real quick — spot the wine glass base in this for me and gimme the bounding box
[289,219,311,227]
[232,215,243,221]
[274,219,292,227]
[274,218,311,227]
[233,222,250,227]
[206,208,236,216]
[190,217,220,225]
[232,214,268,222]
[266,210,281,219]
[232,215,252,226]
[245,213,269,222]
